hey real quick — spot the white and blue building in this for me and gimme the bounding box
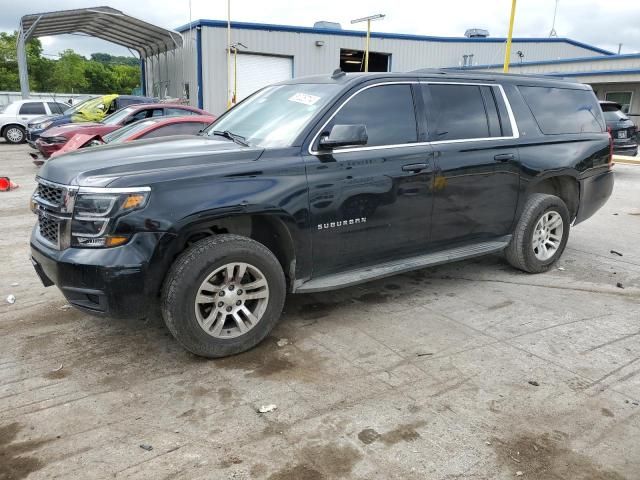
[142,19,639,118]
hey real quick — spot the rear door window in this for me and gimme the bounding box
[322,84,418,147]
[47,102,64,114]
[19,102,46,115]
[518,86,604,134]
[424,84,491,141]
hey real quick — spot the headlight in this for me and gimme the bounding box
[43,136,67,144]
[71,189,149,248]
[37,120,53,130]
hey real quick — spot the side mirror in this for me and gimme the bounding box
[318,124,368,150]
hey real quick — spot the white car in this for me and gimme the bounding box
[0,100,68,144]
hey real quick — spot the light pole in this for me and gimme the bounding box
[503,0,517,73]
[227,0,232,109]
[350,14,385,72]
[230,42,247,106]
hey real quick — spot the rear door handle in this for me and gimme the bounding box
[494,153,515,162]
[402,163,429,172]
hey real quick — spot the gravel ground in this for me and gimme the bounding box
[1,142,639,479]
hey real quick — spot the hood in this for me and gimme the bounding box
[28,115,56,127]
[42,122,110,139]
[39,135,265,187]
[48,122,102,132]
[50,133,102,158]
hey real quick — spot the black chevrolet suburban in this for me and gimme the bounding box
[30,70,614,358]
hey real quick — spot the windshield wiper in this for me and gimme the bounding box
[211,130,250,147]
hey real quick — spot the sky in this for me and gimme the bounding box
[1,0,639,59]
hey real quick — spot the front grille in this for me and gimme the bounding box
[36,182,64,206]
[38,213,59,246]
[32,179,77,250]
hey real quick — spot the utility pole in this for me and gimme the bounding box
[227,0,232,109]
[503,0,517,73]
[230,42,247,106]
[351,14,385,72]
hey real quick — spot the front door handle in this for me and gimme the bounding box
[402,163,429,173]
[494,153,515,162]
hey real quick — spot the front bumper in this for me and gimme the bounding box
[35,139,62,158]
[30,229,172,319]
[26,127,45,147]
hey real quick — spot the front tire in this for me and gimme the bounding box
[161,234,286,358]
[505,193,570,273]
[4,125,25,144]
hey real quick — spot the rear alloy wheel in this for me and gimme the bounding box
[531,211,564,261]
[505,193,570,273]
[4,126,25,144]
[162,234,286,358]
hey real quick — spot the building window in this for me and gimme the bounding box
[339,48,390,72]
[605,91,633,113]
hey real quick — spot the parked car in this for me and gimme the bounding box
[600,101,638,156]
[34,103,209,159]
[30,71,613,358]
[0,100,68,144]
[43,115,215,161]
[26,94,156,146]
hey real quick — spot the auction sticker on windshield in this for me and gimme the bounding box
[288,93,321,106]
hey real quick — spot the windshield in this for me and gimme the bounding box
[603,110,629,122]
[103,119,159,143]
[204,83,340,147]
[63,96,101,115]
[101,106,138,126]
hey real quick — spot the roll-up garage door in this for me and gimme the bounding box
[236,53,293,102]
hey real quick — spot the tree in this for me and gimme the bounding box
[0,33,141,94]
[50,50,88,93]
[0,31,47,91]
[91,52,140,67]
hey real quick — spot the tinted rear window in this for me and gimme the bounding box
[518,86,604,134]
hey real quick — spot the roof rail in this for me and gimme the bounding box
[410,68,451,74]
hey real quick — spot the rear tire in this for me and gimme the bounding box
[4,125,25,144]
[505,193,570,273]
[161,234,286,358]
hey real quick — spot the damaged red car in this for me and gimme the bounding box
[36,115,215,164]
[32,103,209,160]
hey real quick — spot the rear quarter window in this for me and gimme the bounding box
[518,86,604,134]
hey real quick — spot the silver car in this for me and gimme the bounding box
[0,100,68,144]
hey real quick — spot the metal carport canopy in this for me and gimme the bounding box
[18,6,183,98]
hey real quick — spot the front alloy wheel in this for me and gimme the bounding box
[195,262,269,339]
[162,234,286,358]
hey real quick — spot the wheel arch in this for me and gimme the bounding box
[166,212,301,292]
[1,122,26,137]
[525,174,580,221]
